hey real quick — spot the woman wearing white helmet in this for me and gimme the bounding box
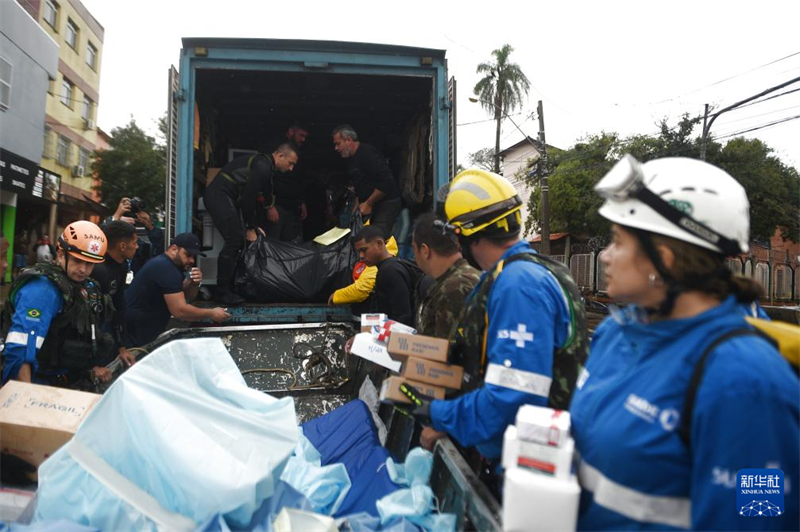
[569,155,799,531]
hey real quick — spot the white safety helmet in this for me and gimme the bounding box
[596,156,750,254]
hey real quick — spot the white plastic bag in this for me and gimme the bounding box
[35,338,300,531]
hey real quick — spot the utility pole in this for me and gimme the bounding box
[700,104,710,161]
[537,100,550,256]
[701,76,800,161]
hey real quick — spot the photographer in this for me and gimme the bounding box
[110,197,165,274]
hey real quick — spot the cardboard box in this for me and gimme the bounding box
[515,405,571,447]
[372,320,417,344]
[349,332,402,372]
[360,313,387,333]
[0,381,100,470]
[0,486,36,523]
[379,376,447,404]
[388,332,449,363]
[503,425,574,480]
[503,468,580,532]
[400,356,464,390]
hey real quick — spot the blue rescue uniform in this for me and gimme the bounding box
[429,241,571,459]
[570,296,799,531]
[1,278,63,382]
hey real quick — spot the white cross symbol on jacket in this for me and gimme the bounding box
[510,324,533,348]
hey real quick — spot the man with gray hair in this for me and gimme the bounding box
[332,125,401,238]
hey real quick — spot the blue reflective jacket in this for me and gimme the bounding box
[570,296,799,531]
[429,241,571,459]
[1,277,63,382]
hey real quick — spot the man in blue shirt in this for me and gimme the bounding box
[416,169,586,487]
[124,233,230,347]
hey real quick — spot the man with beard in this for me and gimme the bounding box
[124,233,229,347]
[264,122,309,242]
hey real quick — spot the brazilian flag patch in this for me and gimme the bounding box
[26,308,42,319]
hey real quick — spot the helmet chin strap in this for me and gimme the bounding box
[633,229,731,316]
[458,235,482,271]
[633,229,682,317]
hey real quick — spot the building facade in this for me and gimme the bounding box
[0,0,59,284]
[24,0,106,233]
[498,136,542,237]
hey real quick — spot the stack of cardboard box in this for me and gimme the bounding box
[351,314,464,403]
[501,405,581,532]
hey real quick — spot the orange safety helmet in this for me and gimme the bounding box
[58,221,107,263]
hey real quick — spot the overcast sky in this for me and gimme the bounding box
[81,0,800,169]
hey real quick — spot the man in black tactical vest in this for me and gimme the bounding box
[203,143,299,305]
[1,221,117,388]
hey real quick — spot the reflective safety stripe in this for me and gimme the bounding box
[5,331,29,345]
[579,460,691,529]
[484,363,551,397]
[4,331,44,349]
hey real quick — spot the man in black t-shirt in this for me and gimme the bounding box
[124,233,230,347]
[92,221,139,367]
[203,144,299,304]
[352,226,432,327]
[332,125,402,239]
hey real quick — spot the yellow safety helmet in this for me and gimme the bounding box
[58,220,107,263]
[444,168,523,237]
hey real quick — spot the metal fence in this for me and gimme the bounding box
[726,258,743,275]
[755,263,770,293]
[596,257,608,293]
[570,253,595,291]
[585,248,798,302]
[774,265,793,300]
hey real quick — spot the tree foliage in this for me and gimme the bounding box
[474,44,530,173]
[467,147,497,172]
[522,115,799,244]
[711,138,799,242]
[94,119,166,214]
[523,133,617,237]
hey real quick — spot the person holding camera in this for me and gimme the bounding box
[110,197,165,274]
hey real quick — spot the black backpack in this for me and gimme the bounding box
[393,257,434,312]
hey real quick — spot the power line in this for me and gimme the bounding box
[457,112,523,127]
[710,104,800,129]
[734,87,800,111]
[500,112,533,144]
[650,51,800,104]
[712,114,800,141]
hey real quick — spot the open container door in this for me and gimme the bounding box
[448,76,457,181]
[165,65,180,245]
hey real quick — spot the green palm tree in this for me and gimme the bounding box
[474,44,530,173]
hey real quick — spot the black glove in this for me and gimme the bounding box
[398,382,432,424]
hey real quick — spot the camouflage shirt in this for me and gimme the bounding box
[415,258,480,339]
